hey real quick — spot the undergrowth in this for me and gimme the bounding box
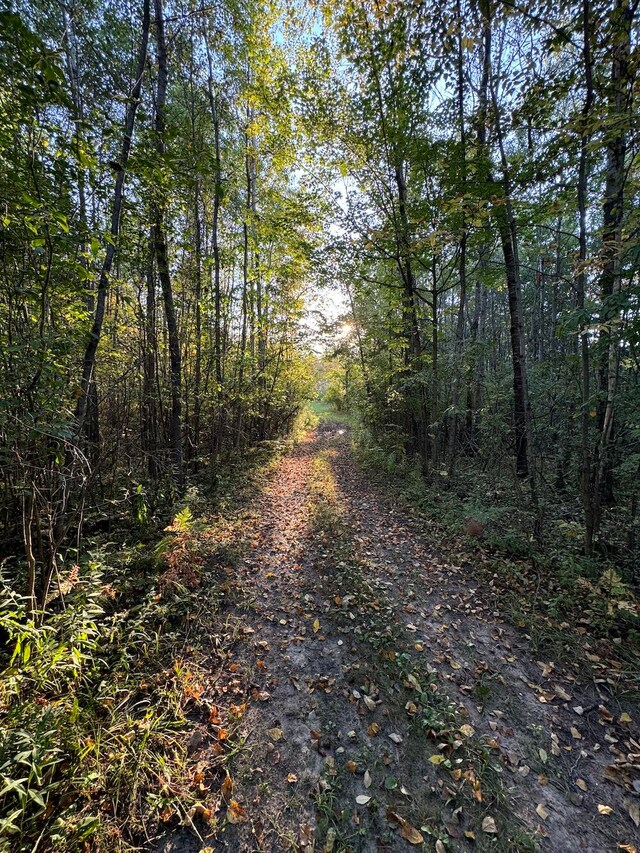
[0,440,289,851]
[350,422,640,697]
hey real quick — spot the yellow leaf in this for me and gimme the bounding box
[429,754,445,764]
[598,804,614,815]
[313,618,320,633]
[536,804,549,820]
[267,727,284,742]
[459,724,475,738]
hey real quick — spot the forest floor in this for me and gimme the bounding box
[155,421,640,853]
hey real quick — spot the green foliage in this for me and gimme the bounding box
[0,545,224,851]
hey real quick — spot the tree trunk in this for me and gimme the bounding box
[592,0,632,541]
[75,0,150,433]
[142,230,159,480]
[577,0,595,553]
[153,0,183,490]
[202,6,224,453]
[448,0,468,476]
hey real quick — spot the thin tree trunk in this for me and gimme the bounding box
[577,0,595,553]
[75,0,150,432]
[202,6,224,452]
[143,230,159,480]
[153,0,183,490]
[487,22,533,483]
[449,0,468,476]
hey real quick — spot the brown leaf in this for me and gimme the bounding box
[221,773,233,801]
[400,820,423,844]
[625,799,640,827]
[482,816,497,834]
[267,727,284,742]
[554,684,571,701]
[226,800,248,824]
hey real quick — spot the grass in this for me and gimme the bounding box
[307,399,354,426]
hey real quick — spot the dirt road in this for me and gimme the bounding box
[158,424,640,853]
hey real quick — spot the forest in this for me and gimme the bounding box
[0,0,639,851]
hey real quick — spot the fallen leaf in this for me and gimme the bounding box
[598,804,614,815]
[356,795,371,805]
[226,800,248,824]
[287,772,298,783]
[267,727,284,742]
[389,732,403,744]
[576,778,588,792]
[459,724,475,738]
[323,827,336,852]
[482,815,497,834]
[368,722,380,736]
[625,799,640,827]
[570,727,582,740]
[363,695,376,711]
[429,754,446,765]
[536,804,549,820]
[313,619,320,633]
[221,774,233,801]
[194,804,213,822]
[364,770,372,788]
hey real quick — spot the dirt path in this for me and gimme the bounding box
[158,424,640,853]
